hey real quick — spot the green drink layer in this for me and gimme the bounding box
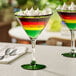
[66,23,76,30]
[25,30,42,38]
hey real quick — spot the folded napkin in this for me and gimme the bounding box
[0,46,28,64]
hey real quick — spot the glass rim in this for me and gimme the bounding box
[15,13,52,17]
[57,10,76,14]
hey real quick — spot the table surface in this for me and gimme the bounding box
[8,26,72,41]
[0,42,76,76]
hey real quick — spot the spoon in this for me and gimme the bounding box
[9,49,17,56]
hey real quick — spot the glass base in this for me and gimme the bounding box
[21,64,46,70]
[62,52,76,58]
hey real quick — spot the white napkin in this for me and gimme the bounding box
[0,46,28,64]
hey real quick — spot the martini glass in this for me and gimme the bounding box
[16,14,52,70]
[58,11,76,58]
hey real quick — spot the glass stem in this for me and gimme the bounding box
[70,30,75,53]
[30,38,36,65]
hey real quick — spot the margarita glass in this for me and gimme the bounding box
[16,13,52,70]
[58,11,76,58]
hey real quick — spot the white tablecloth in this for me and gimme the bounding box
[0,42,76,76]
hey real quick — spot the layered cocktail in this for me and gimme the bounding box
[15,8,52,70]
[18,15,50,39]
[57,2,76,58]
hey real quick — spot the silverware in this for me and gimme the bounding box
[0,48,11,60]
[9,49,17,56]
[0,47,29,60]
[0,48,17,60]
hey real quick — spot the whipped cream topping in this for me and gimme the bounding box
[24,8,29,15]
[15,7,52,16]
[68,2,76,10]
[17,9,24,15]
[56,2,76,11]
[34,8,41,15]
[61,3,68,10]
[56,5,61,10]
[45,8,52,14]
